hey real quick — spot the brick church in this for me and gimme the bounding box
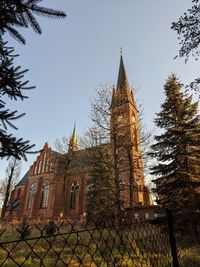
[6,55,153,221]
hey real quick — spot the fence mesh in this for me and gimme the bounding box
[0,218,174,267]
[0,217,199,266]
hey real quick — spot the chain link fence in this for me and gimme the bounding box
[0,215,199,266]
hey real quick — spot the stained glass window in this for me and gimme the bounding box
[27,182,37,209]
[41,182,49,208]
[70,182,79,210]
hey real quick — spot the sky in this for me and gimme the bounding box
[1,0,200,180]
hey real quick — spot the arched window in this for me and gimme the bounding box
[38,160,42,174]
[70,182,79,210]
[40,182,49,208]
[46,158,49,172]
[34,165,38,175]
[27,182,37,209]
[42,153,46,173]
[50,162,53,171]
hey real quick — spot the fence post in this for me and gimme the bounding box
[166,209,179,267]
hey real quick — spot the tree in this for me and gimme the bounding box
[0,1,66,44]
[87,145,115,223]
[0,40,36,159]
[54,136,70,154]
[171,0,200,93]
[0,1,66,159]
[88,84,153,220]
[0,157,21,219]
[89,84,153,175]
[149,74,200,224]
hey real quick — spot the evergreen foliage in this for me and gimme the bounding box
[171,0,200,92]
[0,0,66,159]
[0,40,35,159]
[149,74,200,218]
[17,216,31,239]
[171,0,200,60]
[87,145,116,222]
[45,219,57,236]
[0,0,66,44]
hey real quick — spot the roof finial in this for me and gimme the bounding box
[120,47,123,56]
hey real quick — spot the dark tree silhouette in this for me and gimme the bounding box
[0,0,66,159]
[0,157,21,219]
[0,0,66,44]
[87,145,115,223]
[171,0,200,93]
[149,74,200,228]
[0,40,36,159]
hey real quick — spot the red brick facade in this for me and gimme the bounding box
[6,56,154,222]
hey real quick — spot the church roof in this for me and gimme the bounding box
[112,54,137,108]
[16,171,29,186]
[52,150,63,158]
[117,55,129,90]
[69,150,91,173]
[68,144,110,174]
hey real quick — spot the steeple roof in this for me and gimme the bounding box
[68,123,78,152]
[111,54,136,107]
[72,124,76,142]
[117,55,129,90]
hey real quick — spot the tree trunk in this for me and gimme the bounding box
[1,166,15,219]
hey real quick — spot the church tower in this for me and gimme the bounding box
[110,55,147,208]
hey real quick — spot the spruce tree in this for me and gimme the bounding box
[171,0,200,93]
[0,1,66,159]
[149,74,200,220]
[87,145,115,223]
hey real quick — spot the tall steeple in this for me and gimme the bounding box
[110,53,147,208]
[68,123,78,152]
[111,54,135,108]
[117,54,129,90]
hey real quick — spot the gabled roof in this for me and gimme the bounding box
[16,171,29,186]
[67,144,110,174]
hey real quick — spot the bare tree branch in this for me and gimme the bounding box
[0,157,21,218]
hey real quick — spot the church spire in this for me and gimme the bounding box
[110,52,146,208]
[68,123,78,152]
[111,53,135,107]
[117,54,129,91]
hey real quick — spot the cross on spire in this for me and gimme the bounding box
[120,47,123,56]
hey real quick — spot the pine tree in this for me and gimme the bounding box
[149,74,200,220]
[0,40,36,159]
[0,1,66,159]
[171,0,200,93]
[87,145,116,223]
[0,0,66,44]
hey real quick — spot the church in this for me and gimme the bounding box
[6,55,154,222]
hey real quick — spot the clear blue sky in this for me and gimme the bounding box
[1,0,199,180]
